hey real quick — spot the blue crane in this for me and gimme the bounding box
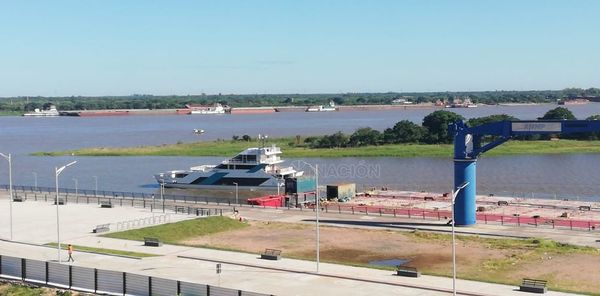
[450,120,600,226]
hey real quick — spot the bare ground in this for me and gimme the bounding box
[182,220,600,295]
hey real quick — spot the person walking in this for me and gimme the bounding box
[67,244,75,262]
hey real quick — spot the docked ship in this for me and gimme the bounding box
[558,98,589,105]
[189,103,227,114]
[445,97,477,108]
[155,145,303,191]
[23,105,60,117]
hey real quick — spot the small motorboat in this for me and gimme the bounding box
[193,129,205,134]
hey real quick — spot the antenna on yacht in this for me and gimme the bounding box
[258,134,268,148]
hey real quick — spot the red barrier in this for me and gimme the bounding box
[325,203,600,231]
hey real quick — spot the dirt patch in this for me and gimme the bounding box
[182,220,600,294]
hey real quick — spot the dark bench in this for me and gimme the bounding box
[54,198,65,205]
[395,265,420,277]
[93,223,111,233]
[519,278,547,293]
[424,196,434,201]
[497,200,509,206]
[13,196,26,202]
[100,200,113,208]
[144,237,162,247]
[260,248,282,260]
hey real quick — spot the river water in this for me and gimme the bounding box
[0,103,599,199]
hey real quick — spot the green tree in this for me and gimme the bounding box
[312,131,348,148]
[467,114,519,127]
[541,107,576,120]
[383,120,425,144]
[422,110,464,144]
[348,127,382,147]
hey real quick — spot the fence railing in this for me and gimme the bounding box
[300,203,600,231]
[3,184,599,232]
[0,184,246,207]
[0,254,270,296]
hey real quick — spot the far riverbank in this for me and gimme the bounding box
[32,138,600,158]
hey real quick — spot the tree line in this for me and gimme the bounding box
[305,107,600,148]
[1,88,599,112]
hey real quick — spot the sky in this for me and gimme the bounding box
[0,0,599,96]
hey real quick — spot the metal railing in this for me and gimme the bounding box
[0,184,245,208]
[3,184,599,232]
[0,254,270,296]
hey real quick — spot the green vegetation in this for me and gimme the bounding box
[1,87,599,113]
[45,243,157,258]
[33,138,600,158]
[0,110,23,116]
[0,285,45,296]
[103,216,248,244]
[0,283,72,296]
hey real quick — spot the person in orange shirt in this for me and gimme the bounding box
[67,244,75,262]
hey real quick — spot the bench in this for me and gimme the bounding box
[519,278,547,293]
[579,205,591,211]
[13,196,26,202]
[396,265,420,277]
[260,248,282,260]
[144,237,162,247]
[497,200,509,206]
[424,196,434,201]
[93,223,111,233]
[54,198,65,205]
[100,200,113,208]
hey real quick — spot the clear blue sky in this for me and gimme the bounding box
[1,0,599,96]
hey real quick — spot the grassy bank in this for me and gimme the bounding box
[0,111,22,116]
[102,216,248,243]
[46,243,157,258]
[33,138,600,158]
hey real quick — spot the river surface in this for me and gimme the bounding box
[0,103,599,199]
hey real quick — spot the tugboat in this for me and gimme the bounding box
[23,105,60,117]
[306,101,337,112]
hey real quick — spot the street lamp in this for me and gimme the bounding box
[33,171,38,191]
[159,177,165,213]
[297,160,320,273]
[55,161,77,263]
[93,176,98,196]
[72,178,78,199]
[0,152,13,241]
[232,182,239,205]
[451,181,470,296]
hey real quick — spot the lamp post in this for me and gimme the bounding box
[0,153,13,241]
[33,171,38,191]
[159,178,165,213]
[451,181,469,296]
[55,161,77,263]
[232,182,239,205]
[297,160,320,273]
[93,176,98,196]
[72,178,78,199]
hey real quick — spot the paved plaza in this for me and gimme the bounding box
[0,194,585,296]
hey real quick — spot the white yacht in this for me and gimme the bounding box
[155,145,303,191]
[23,105,60,117]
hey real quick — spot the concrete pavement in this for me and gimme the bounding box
[0,196,585,296]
